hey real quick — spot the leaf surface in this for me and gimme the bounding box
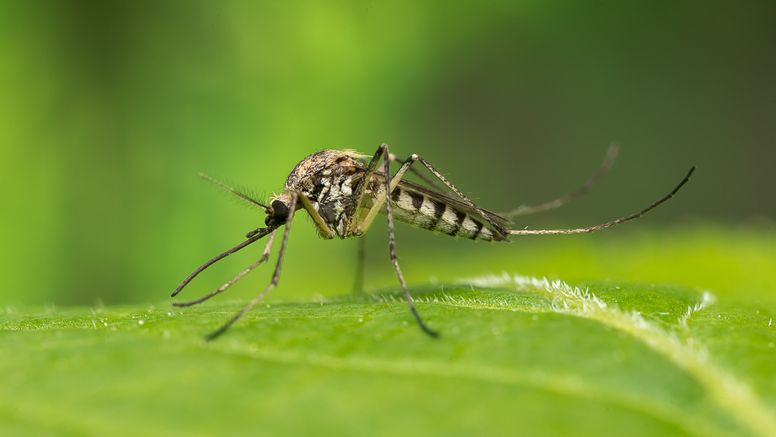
[2,274,775,436]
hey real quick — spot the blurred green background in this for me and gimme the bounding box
[1,0,774,307]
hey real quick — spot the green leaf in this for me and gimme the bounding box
[2,274,775,436]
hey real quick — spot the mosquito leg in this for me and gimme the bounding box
[389,152,444,191]
[205,192,299,341]
[380,146,439,338]
[509,166,695,236]
[352,237,366,294]
[350,147,430,235]
[502,144,619,218]
[356,153,418,234]
[173,231,277,307]
[299,192,336,239]
[346,144,387,235]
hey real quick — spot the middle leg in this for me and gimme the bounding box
[379,146,439,338]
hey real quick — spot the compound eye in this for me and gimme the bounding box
[271,199,289,224]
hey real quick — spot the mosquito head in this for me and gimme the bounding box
[264,195,292,227]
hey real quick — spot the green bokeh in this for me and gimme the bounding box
[1,0,774,306]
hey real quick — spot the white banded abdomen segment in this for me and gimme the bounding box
[388,187,499,241]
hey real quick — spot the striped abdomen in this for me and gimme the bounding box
[388,186,507,241]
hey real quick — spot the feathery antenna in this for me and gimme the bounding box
[199,172,269,209]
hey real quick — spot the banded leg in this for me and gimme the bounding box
[173,230,277,307]
[205,191,299,341]
[380,145,439,338]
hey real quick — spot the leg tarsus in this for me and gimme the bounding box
[407,296,440,338]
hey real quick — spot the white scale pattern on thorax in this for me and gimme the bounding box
[309,169,356,237]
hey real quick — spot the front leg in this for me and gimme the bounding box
[205,191,300,341]
[298,192,336,239]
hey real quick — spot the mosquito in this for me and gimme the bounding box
[171,144,695,340]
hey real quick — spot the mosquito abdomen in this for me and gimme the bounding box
[388,187,504,241]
